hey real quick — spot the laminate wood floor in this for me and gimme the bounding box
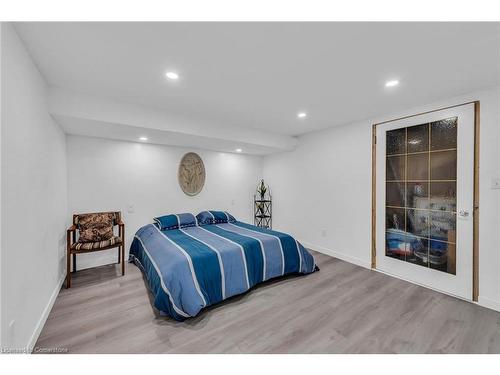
[35,251,500,353]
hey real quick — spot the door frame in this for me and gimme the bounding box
[371,101,480,302]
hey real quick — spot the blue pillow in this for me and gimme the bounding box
[154,213,197,230]
[220,211,236,223]
[196,211,214,225]
[177,213,198,228]
[196,211,236,225]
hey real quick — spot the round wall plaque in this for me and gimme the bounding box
[178,152,205,196]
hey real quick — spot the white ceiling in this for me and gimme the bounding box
[46,86,297,155]
[14,22,500,141]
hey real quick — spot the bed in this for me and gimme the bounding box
[129,211,318,321]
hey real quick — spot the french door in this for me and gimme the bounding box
[374,103,476,300]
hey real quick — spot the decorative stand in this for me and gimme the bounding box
[254,179,272,229]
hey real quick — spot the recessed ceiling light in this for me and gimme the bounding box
[165,71,179,80]
[385,79,399,87]
[235,148,243,153]
[297,112,307,119]
[139,136,148,141]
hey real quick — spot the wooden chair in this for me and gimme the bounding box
[66,211,125,288]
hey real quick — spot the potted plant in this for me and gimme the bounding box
[257,179,267,200]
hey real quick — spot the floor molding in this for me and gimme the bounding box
[27,271,66,353]
[301,241,371,270]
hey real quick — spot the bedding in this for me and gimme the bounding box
[129,217,318,321]
[196,210,236,225]
[154,212,198,230]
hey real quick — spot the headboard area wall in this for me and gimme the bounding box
[66,135,263,270]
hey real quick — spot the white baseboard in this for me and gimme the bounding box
[27,271,66,353]
[301,241,371,269]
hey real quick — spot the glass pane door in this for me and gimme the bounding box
[385,118,457,274]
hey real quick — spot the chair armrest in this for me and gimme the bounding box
[116,221,125,240]
[67,225,77,249]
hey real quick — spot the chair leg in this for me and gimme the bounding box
[117,247,121,264]
[121,245,125,276]
[72,253,76,273]
[66,250,71,288]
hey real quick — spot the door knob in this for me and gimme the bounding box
[458,209,470,218]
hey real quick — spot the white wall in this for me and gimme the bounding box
[1,23,68,350]
[263,87,500,310]
[264,118,373,268]
[66,135,263,270]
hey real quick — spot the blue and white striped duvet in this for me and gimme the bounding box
[129,221,317,321]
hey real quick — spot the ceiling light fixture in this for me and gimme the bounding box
[165,71,179,80]
[297,112,307,119]
[139,136,148,141]
[235,148,243,153]
[385,79,399,87]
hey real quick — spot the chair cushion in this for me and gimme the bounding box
[77,213,114,242]
[71,236,122,251]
